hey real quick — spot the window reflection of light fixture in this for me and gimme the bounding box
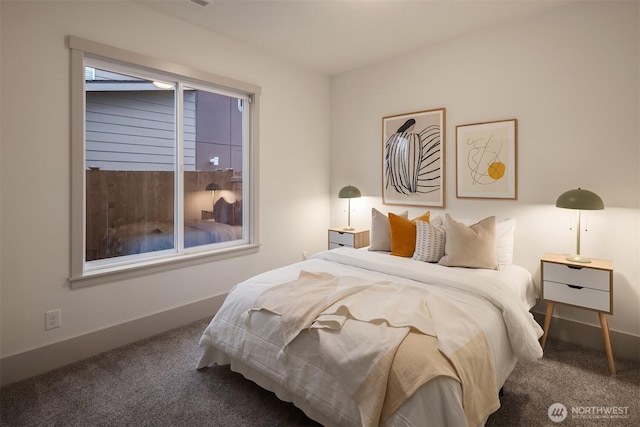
[338,185,361,231]
[152,81,174,90]
[555,188,604,263]
[206,182,219,212]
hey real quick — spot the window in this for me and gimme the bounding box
[69,37,260,283]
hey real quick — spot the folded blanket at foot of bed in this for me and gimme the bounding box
[245,270,499,427]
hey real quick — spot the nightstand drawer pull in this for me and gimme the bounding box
[567,284,583,289]
[567,265,583,270]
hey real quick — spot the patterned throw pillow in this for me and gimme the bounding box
[412,220,446,262]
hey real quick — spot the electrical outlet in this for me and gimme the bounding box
[302,251,309,260]
[45,309,61,330]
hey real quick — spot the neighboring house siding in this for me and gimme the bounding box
[85,90,196,171]
[195,91,243,173]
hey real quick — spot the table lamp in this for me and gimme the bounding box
[338,185,361,231]
[555,188,604,263]
[206,182,219,213]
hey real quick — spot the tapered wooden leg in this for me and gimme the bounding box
[599,312,616,376]
[541,302,555,350]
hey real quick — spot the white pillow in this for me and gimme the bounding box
[444,216,515,265]
[413,220,446,262]
[369,208,408,251]
[494,218,515,265]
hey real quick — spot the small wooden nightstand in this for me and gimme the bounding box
[328,228,370,250]
[540,253,615,375]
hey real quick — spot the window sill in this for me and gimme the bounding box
[69,243,260,289]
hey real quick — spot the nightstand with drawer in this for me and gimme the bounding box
[540,253,615,375]
[328,228,370,250]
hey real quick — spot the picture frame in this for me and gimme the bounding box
[456,119,517,200]
[382,108,445,207]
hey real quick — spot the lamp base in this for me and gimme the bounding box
[565,254,592,263]
[342,226,355,231]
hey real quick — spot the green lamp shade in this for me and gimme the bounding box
[338,185,361,199]
[555,188,604,210]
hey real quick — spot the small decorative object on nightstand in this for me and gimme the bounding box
[540,253,615,375]
[328,228,370,250]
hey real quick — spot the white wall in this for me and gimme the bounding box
[1,0,638,381]
[330,1,640,346]
[0,2,330,359]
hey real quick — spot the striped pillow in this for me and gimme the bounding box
[412,220,446,262]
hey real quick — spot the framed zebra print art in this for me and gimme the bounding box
[382,108,446,207]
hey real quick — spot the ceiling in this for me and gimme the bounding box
[137,0,573,76]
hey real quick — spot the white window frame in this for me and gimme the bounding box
[69,36,260,286]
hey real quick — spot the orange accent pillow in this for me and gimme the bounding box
[389,211,431,257]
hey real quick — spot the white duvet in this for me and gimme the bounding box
[198,248,543,427]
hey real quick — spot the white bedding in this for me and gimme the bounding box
[198,247,543,427]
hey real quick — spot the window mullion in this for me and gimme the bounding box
[175,83,185,253]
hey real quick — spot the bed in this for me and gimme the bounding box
[197,213,543,426]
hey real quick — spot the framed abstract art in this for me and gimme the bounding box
[456,119,517,200]
[382,108,445,207]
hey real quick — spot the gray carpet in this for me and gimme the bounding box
[1,317,638,426]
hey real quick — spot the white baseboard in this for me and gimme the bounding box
[0,294,226,387]
[532,311,640,362]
